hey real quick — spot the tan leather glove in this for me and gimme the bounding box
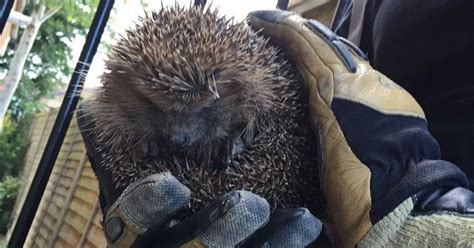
[247,10,469,248]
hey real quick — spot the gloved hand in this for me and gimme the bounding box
[76,103,322,247]
[247,10,474,247]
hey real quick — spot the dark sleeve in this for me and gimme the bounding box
[369,0,474,187]
[334,0,474,188]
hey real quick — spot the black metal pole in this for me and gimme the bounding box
[276,0,289,10]
[194,0,207,7]
[0,0,14,33]
[8,0,114,247]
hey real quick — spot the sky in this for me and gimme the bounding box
[76,0,278,89]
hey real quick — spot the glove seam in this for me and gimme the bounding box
[411,210,474,218]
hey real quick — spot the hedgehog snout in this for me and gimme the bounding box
[167,118,206,150]
[170,132,192,148]
[167,129,194,149]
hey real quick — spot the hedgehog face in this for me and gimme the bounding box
[87,5,323,220]
[93,6,285,165]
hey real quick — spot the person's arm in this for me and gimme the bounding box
[332,0,474,189]
[247,10,474,247]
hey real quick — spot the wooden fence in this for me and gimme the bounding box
[8,109,106,247]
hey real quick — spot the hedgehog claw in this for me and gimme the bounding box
[222,136,247,167]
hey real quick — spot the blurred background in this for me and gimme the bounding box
[0,0,336,246]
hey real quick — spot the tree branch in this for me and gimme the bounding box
[7,11,33,27]
[41,6,62,23]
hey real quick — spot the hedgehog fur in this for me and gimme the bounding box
[86,4,324,217]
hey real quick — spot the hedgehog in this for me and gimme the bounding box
[84,4,324,218]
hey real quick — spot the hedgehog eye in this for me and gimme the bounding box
[170,89,201,100]
[174,90,199,96]
[211,69,222,79]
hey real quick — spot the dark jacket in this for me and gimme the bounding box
[331,0,474,187]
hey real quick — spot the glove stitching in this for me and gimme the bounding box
[334,94,425,119]
[411,210,474,218]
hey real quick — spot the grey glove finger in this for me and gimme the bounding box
[265,208,322,247]
[143,190,271,247]
[198,190,271,247]
[104,172,190,247]
[239,208,322,248]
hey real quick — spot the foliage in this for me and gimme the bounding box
[0,115,32,179]
[0,0,105,171]
[0,0,100,120]
[0,176,22,234]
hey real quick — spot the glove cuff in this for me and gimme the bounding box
[359,197,474,247]
[371,159,468,223]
